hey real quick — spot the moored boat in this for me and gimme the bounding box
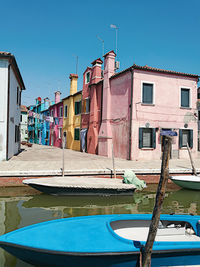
[0,214,200,266]
[170,175,200,190]
[23,177,136,196]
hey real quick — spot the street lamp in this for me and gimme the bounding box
[110,24,119,57]
[96,35,104,57]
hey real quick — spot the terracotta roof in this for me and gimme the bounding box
[21,105,28,113]
[91,58,103,65]
[69,74,78,79]
[111,64,199,79]
[0,51,26,89]
[0,51,12,56]
[103,50,116,58]
[62,90,82,101]
[132,64,199,78]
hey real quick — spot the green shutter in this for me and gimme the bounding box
[139,128,143,149]
[152,128,156,149]
[189,130,193,148]
[179,129,182,148]
[74,128,80,140]
[75,102,78,115]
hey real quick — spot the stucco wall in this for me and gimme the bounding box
[0,60,8,161]
[109,72,132,159]
[21,112,28,141]
[8,66,21,159]
[87,82,102,154]
[63,93,81,151]
[132,70,198,160]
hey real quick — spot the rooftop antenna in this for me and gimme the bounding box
[110,24,119,59]
[96,35,104,57]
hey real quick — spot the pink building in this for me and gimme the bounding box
[49,91,63,148]
[81,58,103,154]
[97,51,199,160]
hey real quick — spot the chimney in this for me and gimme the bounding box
[44,97,50,110]
[69,74,78,95]
[104,50,116,78]
[91,58,103,84]
[98,51,116,158]
[55,91,61,104]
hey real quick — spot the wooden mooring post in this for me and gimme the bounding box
[186,143,197,176]
[140,136,172,267]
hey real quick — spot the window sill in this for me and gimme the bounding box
[141,103,155,106]
[140,148,154,150]
[180,107,191,110]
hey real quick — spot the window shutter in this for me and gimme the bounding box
[179,129,182,148]
[139,128,143,149]
[152,128,156,149]
[189,130,193,148]
[75,102,77,115]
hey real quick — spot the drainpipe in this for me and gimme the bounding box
[128,68,134,160]
[6,64,11,160]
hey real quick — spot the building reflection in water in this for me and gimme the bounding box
[0,188,200,266]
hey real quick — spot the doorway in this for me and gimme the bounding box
[161,128,172,158]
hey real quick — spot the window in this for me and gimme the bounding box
[19,90,21,106]
[85,72,90,84]
[15,125,20,142]
[20,115,22,122]
[74,128,80,140]
[58,128,62,139]
[82,98,90,113]
[17,87,19,105]
[139,128,156,149]
[60,106,63,117]
[142,83,153,104]
[75,101,81,115]
[179,129,193,148]
[181,88,190,108]
[51,110,54,117]
[64,105,68,118]
[86,98,90,113]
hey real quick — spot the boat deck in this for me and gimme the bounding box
[115,227,200,242]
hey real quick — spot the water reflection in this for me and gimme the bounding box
[0,188,199,266]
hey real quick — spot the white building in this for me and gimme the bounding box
[0,52,26,161]
[20,105,28,142]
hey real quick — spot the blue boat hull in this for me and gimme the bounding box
[2,243,200,266]
[1,214,200,266]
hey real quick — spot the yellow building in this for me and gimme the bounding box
[62,74,82,151]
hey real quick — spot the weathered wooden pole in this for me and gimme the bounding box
[186,143,197,176]
[112,142,116,179]
[141,136,172,267]
[62,134,65,177]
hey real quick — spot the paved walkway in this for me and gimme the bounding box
[0,144,199,177]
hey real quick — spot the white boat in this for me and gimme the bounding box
[170,175,200,190]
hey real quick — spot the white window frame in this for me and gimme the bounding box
[180,87,191,109]
[60,106,63,117]
[85,71,90,84]
[141,81,155,105]
[58,127,62,139]
[64,105,68,118]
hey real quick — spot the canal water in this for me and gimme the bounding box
[0,186,199,266]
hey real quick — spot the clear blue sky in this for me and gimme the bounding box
[1,0,200,106]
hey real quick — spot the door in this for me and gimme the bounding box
[161,128,172,158]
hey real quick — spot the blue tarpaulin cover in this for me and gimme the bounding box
[160,130,177,136]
